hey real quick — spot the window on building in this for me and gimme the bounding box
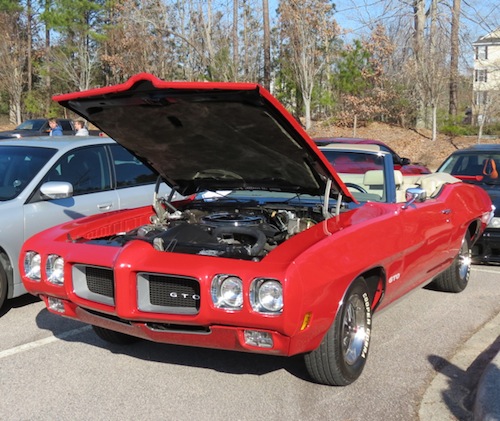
[475,45,488,60]
[475,69,488,83]
[474,91,488,106]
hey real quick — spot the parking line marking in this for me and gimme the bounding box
[472,267,500,275]
[0,325,91,359]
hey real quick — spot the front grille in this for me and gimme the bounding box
[72,264,115,306]
[137,273,201,315]
[86,266,114,298]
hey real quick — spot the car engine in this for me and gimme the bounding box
[90,198,320,261]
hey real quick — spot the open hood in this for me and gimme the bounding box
[54,73,352,200]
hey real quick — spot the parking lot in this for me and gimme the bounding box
[1,265,500,421]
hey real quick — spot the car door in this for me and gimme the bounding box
[109,144,173,209]
[398,197,455,291]
[23,145,121,241]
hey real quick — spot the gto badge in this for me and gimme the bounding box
[388,273,400,284]
[169,292,201,300]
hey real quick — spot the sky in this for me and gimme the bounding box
[268,1,499,43]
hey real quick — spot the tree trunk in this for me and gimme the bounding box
[432,102,437,141]
[232,0,238,81]
[262,0,271,90]
[27,0,32,92]
[449,0,461,117]
[413,0,426,129]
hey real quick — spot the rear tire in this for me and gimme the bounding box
[304,277,372,386]
[92,325,140,345]
[431,233,471,293]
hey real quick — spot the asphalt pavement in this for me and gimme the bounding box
[419,310,500,421]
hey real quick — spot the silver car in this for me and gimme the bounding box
[0,136,173,310]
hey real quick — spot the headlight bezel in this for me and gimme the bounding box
[45,254,65,285]
[488,216,500,229]
[24,251,41,281]
[211,274,243,310]
[250,278,283,314]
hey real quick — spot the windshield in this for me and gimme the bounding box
[438,152,500,184]
[0,146,57,200]
[15,120,44,131]
[320,149,388,202]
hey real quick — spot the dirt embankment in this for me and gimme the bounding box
[1,115,498,172]
[308,121,500,171]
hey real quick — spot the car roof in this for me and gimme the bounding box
[0,135,115,149]
[314,137,383,145]
[455,144,500,152]
[319,143,383,153]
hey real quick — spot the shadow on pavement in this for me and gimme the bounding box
[0,294,40,318]
[427,335,500,420]
[34,307,313,383]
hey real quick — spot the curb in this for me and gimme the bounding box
[419,312,500,421]
[474,347,500,420]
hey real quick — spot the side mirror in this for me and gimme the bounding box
[40,181,73,200]
[400,157,411,165]
[402,187,426,209]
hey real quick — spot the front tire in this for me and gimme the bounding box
[0,264,8,311]
[431,233,471,293]
[92,325,141,345]
[304,277,372,386]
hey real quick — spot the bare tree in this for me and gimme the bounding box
[278,0,338,129]
[449,0,461,117]
[0,11,27,125]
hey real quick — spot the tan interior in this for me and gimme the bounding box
[339,171,461,203]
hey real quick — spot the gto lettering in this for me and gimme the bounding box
[169,292,201,300]
[388,273,401,284]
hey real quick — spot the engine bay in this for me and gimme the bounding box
[87,195,322,261]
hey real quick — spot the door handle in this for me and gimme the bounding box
[442,209,451,215]
[98,203,113,211]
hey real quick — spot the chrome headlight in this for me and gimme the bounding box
[24,251,41,281]
[250,278,283,313]
[488,216,500,229]
[211,275,243,310]
[46,254,64,285]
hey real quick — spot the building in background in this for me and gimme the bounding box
[472,28,500,125]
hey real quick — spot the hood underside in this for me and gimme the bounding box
[54,73,350,199]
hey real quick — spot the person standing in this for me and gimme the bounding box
[48,118,63,136]
[74,119,89,136]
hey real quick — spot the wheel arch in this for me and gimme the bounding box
[359,266,386,312]
[467,219,482,244]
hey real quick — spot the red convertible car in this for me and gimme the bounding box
[20,73,493,386]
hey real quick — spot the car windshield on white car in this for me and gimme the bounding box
[0,146,57,200]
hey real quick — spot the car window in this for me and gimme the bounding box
[59,120,73,131]
[16,120,44,131]
[44,146,112,195]
[0,146,57,201]
[110,144,157,188]
[439,153,500,179]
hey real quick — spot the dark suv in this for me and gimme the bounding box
[0,118,78,139]
[437,144,500,263]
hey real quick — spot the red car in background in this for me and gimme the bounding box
[314,137,431,175]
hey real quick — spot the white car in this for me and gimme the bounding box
[0,136,173,310]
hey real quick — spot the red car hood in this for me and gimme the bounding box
[53,73,353,200]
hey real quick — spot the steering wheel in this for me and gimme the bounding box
[344,183,368,193]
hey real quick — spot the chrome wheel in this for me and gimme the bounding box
[342,293,368,366]
[457,237,472,282]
